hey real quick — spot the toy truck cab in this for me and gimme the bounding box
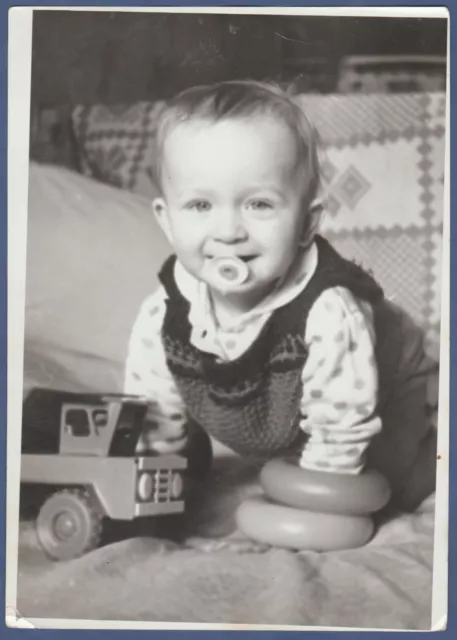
[20,389,187,561]
[59,396,145,457]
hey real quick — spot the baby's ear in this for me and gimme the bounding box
[152,198,173,244]
[301,199,324,247]
[309,198,324,228]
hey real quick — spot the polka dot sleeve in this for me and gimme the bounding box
[299,286,382,474]
[124,287,188,454]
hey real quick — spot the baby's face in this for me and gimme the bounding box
[154,116,307,307]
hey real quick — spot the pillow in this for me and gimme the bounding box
[24,162,171,395]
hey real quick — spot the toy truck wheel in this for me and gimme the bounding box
[36,488,103,561]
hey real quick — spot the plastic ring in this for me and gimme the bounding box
[260,458,391,516]
[236,496,374,551]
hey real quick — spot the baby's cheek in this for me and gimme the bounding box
[267,227,300,260]
[173,245,202,273]
[266,243,298,277]
[175,228,203,254]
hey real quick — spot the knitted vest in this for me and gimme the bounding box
[158,235,405,461]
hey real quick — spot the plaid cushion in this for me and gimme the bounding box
[72,102,164,198]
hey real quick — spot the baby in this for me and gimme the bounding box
[125,80,437,512]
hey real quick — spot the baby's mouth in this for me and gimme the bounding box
[206,254,257,262]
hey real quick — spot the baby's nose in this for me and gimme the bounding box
[212,208,247,243]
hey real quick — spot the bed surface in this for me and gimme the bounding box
[18,450,435,629]
[18,340,436,630]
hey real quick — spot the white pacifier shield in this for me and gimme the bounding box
[206,256,249,291]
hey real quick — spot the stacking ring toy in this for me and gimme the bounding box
[205,257,249,292]
[236,496,374,551]
[260,459,391,516]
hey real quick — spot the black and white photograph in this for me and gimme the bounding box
[6,6,449,631]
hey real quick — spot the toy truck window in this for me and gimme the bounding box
[92,409,108,428]
[64,409,90,437]
[109,404,144,456]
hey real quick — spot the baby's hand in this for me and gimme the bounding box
[136,420,189,455]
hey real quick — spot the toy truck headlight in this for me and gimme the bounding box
[171,473,183,499]
[137,472,154,501]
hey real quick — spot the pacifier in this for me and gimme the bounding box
[204,256,249,293]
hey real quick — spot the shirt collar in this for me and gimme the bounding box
[172,242,318,331]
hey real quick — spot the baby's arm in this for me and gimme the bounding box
[299,287,382,474]
[124,286,188,455]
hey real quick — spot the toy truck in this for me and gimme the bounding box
[20,388,187,561]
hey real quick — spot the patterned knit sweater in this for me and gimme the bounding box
[158,235,405,461]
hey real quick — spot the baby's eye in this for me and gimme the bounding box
[246,199,274,211]
[187,200,212,212]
